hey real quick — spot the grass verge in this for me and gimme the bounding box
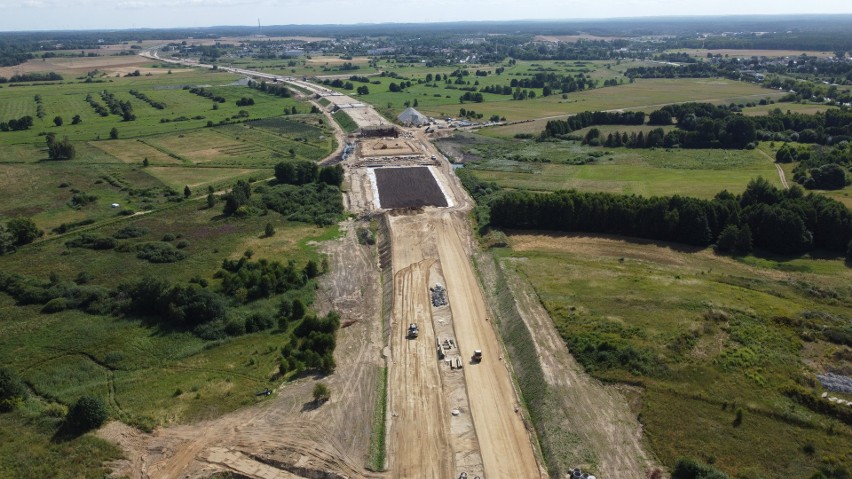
[366,366,388,471]
[332,110,359,134]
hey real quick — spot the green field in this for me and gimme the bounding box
[331,109,359,133]
[0,69,307,145]
[454,137,782,198]
[309,58,786,122]
[0,70,336,235]
[499,233,851,477]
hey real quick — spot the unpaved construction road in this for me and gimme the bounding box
[386,210,543,479]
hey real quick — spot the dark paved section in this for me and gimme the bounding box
[375,167,448,209]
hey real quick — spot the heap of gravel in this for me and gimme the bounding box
[431,284,448,307]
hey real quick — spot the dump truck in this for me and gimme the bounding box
[471,349,482,363]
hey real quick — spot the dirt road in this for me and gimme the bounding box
[434,215,543,479]
[386,210,542,479]
[386,255,455,477]
[758,149,789,189]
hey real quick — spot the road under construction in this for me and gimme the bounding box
[102,52,653,479]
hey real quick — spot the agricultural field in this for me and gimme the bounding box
[743,102,837,116]
[497,232,851,477]
[672,48,837,59]
[442,135,783,199]
[0,69,312,145]
[220,55,378,77]
[314,58,786,122]
[374,167,448,208]
[0,68,336,236]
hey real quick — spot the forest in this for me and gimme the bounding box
[488,178,852,256]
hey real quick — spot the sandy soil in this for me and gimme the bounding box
[360,139,419,157]
[386,251,455,477]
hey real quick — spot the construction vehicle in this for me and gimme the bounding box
[471,349,482,363]
[407,323,419,339]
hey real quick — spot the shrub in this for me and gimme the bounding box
[672,457,728,479]
[0,367,28,411]
[65,234,117,250]
[112,225,149,239]
[135,242,187,263]
[42,297,69,313]
[312,383,330,404]
[162,233,176,241]
[175,239,190,249]
[66,396,108,432]
[6,217,42,246]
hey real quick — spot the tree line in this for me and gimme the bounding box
[0,72,63,83]
[542,110,647,138]
[247,79,292,98]
[488,177,851,256]
[0,115,33,132]
[129,89,166,109]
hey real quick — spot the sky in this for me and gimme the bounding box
[1,0,851,32]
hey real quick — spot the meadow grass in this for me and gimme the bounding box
[463,140,781,198]
[328,62,785,122]
[0,198,337,434]
[0,400,122,478]
[366,366,388,471]
[331,109,359,134]
[500,233,851,476]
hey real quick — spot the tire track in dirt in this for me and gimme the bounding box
[758,148,789,189]
[386,249,455,478]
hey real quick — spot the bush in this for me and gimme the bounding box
[6,217,42,246]
[672,457,728,479]
[66,396,108,432]
[312,383,330,404]
[135,242,187,263]
[175,239,190,249]
[42,297,69,313]
[112,225,149,239]
[65,234,117,250]
[0,367,28,411]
